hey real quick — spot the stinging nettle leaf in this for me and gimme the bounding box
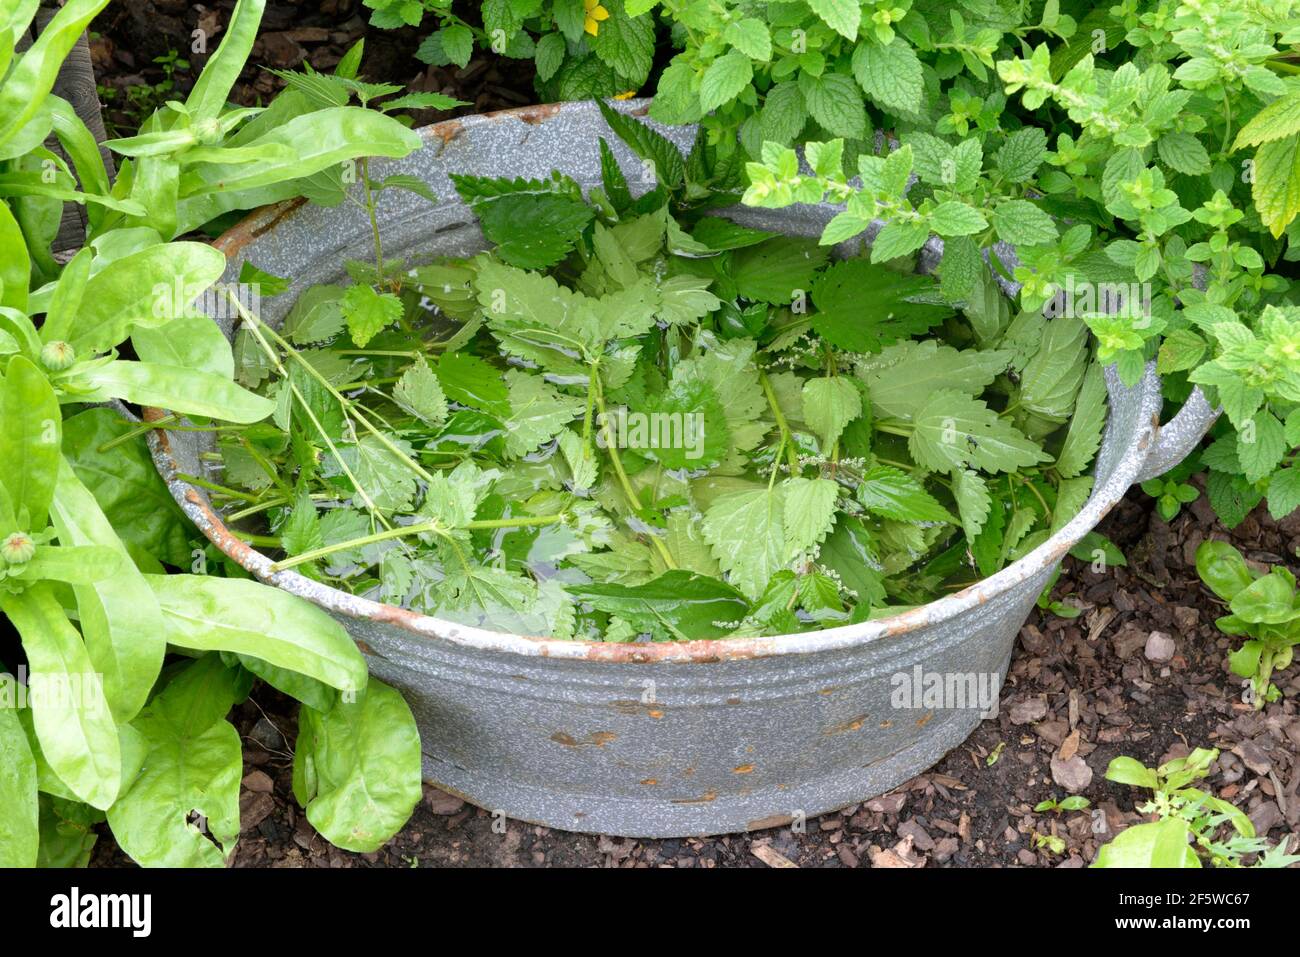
[908,389,1050,473]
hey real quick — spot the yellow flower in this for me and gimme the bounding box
[584,0,610,36]
[613,89,637,100]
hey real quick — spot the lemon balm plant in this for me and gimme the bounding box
[0,0,425,867]
[739,0,1300,528]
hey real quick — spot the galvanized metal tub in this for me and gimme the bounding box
[149,100,1218,838]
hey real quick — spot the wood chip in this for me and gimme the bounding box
[752,844,798,868]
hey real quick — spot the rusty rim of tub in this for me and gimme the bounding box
[146,100,1170,665]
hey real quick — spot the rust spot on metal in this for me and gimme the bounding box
[671,791,717,805]
[427,118,463,144]
[355,640,375,655]
[211,198,307,260]
[916,712,934,728]
[640,778,658,786]
[515,102,564,124]
[610,699,664,718]
[818,687,837,695]
[733,764,755,774]
[747,813,792,831]
[879,720,893,729]
[726,697,742,705]
[550,731,617,748]
[682,766,695,776]
[823,714,867,735]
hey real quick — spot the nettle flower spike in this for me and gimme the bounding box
[1,532,36,565]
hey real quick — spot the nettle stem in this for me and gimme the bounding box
[758,369,800,472]
[225,292,391,527]
[591,364,677,570]
[258,320,439,487]
[361,157,384,283]
[270,513,566,572]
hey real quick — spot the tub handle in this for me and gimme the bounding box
[1132,386,1220,484]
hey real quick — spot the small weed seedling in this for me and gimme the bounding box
[1196,540,1300,709]
[1094,748,1297,868]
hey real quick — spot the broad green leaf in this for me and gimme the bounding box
[802,376,861,449]
[732,236,831,304]
[851,38,922,114]
[783,477,840,556]
[1054,362,1106,478]
[0,676,39,867]
[807,0,859,37]
[952,468,991,540]
[74,359,275,424]
[503,368,582,458]
[992,199,1058,246]
[1103,755,1158,789]
[1019,316,1088,418]
[724,18,772,59]
[857,340,1010,419]
[1093,817,1200,868]
[1195,539,1255,602]
[293,677,422,853]
[702,485,785,600]
[569,569,749,640]
[928,201,988,237]
[996,128,1048,183]
[1234,92,1300,150]
[392,359,448,427]
[1229,571,1300,625]
[107,702,242,866]
[1267,466,1300,520]
[66,242,226,355]
[1157,132,1211,175]
[0,199,29,312]
[61,409,191,567]
[802,73,868,139]
[472,192,594,270]
[811,259,952,352]
[131,314,234,379]
[146,574,367,693]
[1253,133,1300,237]
[342,284,403,348]
[591,0,655,80]
[50,457,167,722]
[700,50,753,112]
[1237,409,1287,483]
[819,516,886,606]
[857,465,954,523]
[2,584,120,809]
[0,354,60,528]
[908,389,1049,473]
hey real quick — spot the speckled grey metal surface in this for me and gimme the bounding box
[148,100,1219,837]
